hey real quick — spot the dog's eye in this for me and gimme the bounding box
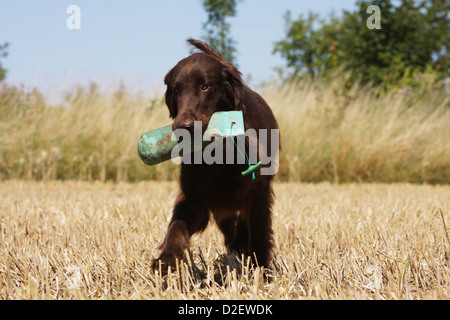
[200,84,209,92]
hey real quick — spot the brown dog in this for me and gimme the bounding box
[152,39,279,271]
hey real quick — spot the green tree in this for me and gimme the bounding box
[201,0,241,63]
[273,11,342,79]
[274,0,449,88]
[0,42,9,81]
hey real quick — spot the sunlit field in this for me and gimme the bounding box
[1,76,449,184]
[1,74,449,300]
[1,180,448,299]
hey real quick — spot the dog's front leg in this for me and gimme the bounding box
[151,193,209,273]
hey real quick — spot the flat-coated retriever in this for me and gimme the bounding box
[152,39,280,271]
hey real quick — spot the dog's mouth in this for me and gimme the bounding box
[172,115,213,135]
[171,119,212,144]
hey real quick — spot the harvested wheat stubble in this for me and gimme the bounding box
[0,180,448,299]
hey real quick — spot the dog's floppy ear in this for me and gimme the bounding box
[224,67,244,111]
[164,71,178,119]
[187,39,244,111]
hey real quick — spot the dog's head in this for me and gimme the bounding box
[164,39,244,132]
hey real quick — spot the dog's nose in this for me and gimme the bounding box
[174,120,195,131]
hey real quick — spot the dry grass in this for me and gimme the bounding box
[1,78,449,183]
[264,79,450,183]
[0,180,448,299]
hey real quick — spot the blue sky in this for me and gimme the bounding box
[0,0,357,100]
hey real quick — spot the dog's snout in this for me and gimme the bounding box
[173,120,195,132]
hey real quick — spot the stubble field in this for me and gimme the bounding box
[0,180,448,299]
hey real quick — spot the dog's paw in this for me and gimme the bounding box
[151,254,179,275]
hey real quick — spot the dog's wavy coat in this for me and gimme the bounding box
[152,39,280,271]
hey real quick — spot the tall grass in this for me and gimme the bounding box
[0,77,448,183]
[0,83,176,182]
[267,78,450,183]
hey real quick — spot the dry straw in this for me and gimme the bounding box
[1,76,448,183]
[0,180,448,299]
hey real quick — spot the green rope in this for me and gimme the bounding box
[230,123,261,180]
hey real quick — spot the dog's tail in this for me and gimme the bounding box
[187,39,241,76]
